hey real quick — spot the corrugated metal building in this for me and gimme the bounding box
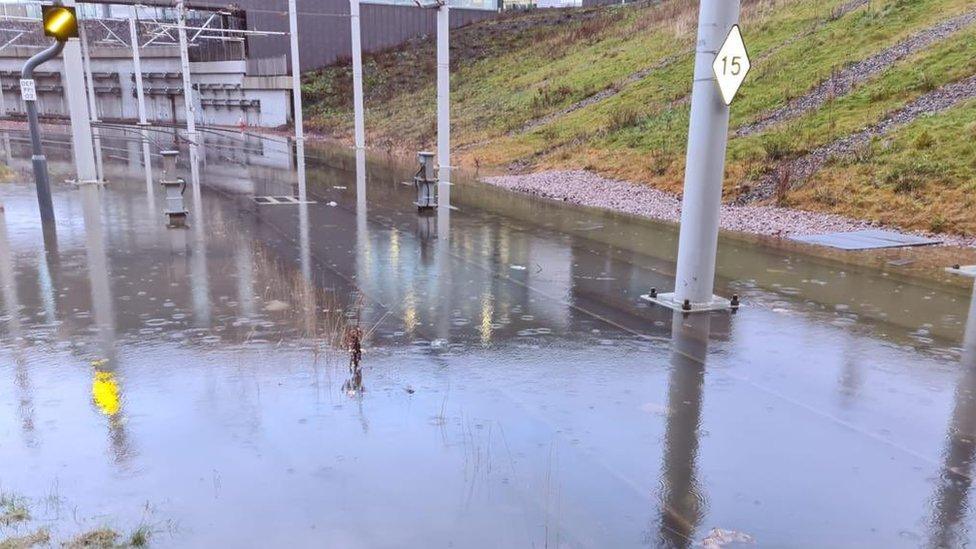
[194,0,499,72]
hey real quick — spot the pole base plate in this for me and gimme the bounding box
[640,292,738,313]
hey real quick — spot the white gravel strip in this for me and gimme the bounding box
[483,170,976,247]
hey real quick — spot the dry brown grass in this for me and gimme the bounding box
[791,168,976,235]
[64,528,118,549]
[0,529,50,549]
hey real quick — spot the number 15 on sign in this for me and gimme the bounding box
[712,25,751,106]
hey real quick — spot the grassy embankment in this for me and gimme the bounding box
[302,0,976,235]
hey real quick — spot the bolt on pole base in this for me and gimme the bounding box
[641,290,740,313]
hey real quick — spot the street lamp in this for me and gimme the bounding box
[42,5,79,40]
[22,4,78,225]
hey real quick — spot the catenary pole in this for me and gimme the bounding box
[129,12,154,196]
[61,0,97,182]
[436,2,450,210]
[350,0,365,149]
[672,0,740,308]
[287,0,304,143]
[78,18,104,181]
[175,0,200,184]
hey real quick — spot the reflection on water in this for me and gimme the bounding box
[929,280,976,548]
[658,312,711,548]
[1,131,976,546]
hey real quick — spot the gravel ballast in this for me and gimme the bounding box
[482,170,975,247]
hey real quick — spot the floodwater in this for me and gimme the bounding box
[1,129,976,548]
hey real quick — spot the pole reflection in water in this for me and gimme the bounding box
[189,168,212,326]
[297,141,310,283]
[234,227,256,319]
[140,137,155,210]
[2,133,11,163]
[355,146,371,317]
[355,147,367,248]
[36,211,59,326]
[0,209,35,443]
[80,184,131,462]
[81,185,116,349]
[434,197,451,344]
[928,279,976,548]
[2,205,23,320]
[658,311,710,548]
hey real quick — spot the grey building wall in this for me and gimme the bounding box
[80,0,499,72]
[237,0,497,73]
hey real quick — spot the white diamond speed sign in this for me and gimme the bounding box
[712,25,750,105]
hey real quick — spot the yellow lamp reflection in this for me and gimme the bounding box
[403,290,418,335]
[480,293,494,347]
[389,229,400,271]
[92,370,121,417]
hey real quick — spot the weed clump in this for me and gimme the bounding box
[128,526,151,547]
[883,159,944,194]
[0,495,29,527]
[913,130,935,150]
[0,528,50,549]
[607,104,642,132]
[530,84,573,111]
[760,133,794,161]
[65,528,118,548]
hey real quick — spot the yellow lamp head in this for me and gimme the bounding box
[42,5,78,41]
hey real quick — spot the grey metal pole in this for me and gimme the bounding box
[287,0,304,144]
[176,0,200,184]
[350,0,365,149]
[436,3,450,210]
[79,19,104,182]
[672,0,740,309]
[22,39,67,225]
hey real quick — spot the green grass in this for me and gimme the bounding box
[0,495,29,527]
[303,0,976,233]
[792,99,976,234]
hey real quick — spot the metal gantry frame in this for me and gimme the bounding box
[0,1,288,184]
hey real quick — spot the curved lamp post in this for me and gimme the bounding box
[22,4,78,225]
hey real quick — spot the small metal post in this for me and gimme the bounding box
[160,150,188,228]
[22,39,66,225]
[414,151,437,211]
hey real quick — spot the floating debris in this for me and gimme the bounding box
[701,528,754,548]
[263,300,290,312]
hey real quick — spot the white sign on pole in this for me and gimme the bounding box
[712,25,750,105]
[19,79,36,102]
